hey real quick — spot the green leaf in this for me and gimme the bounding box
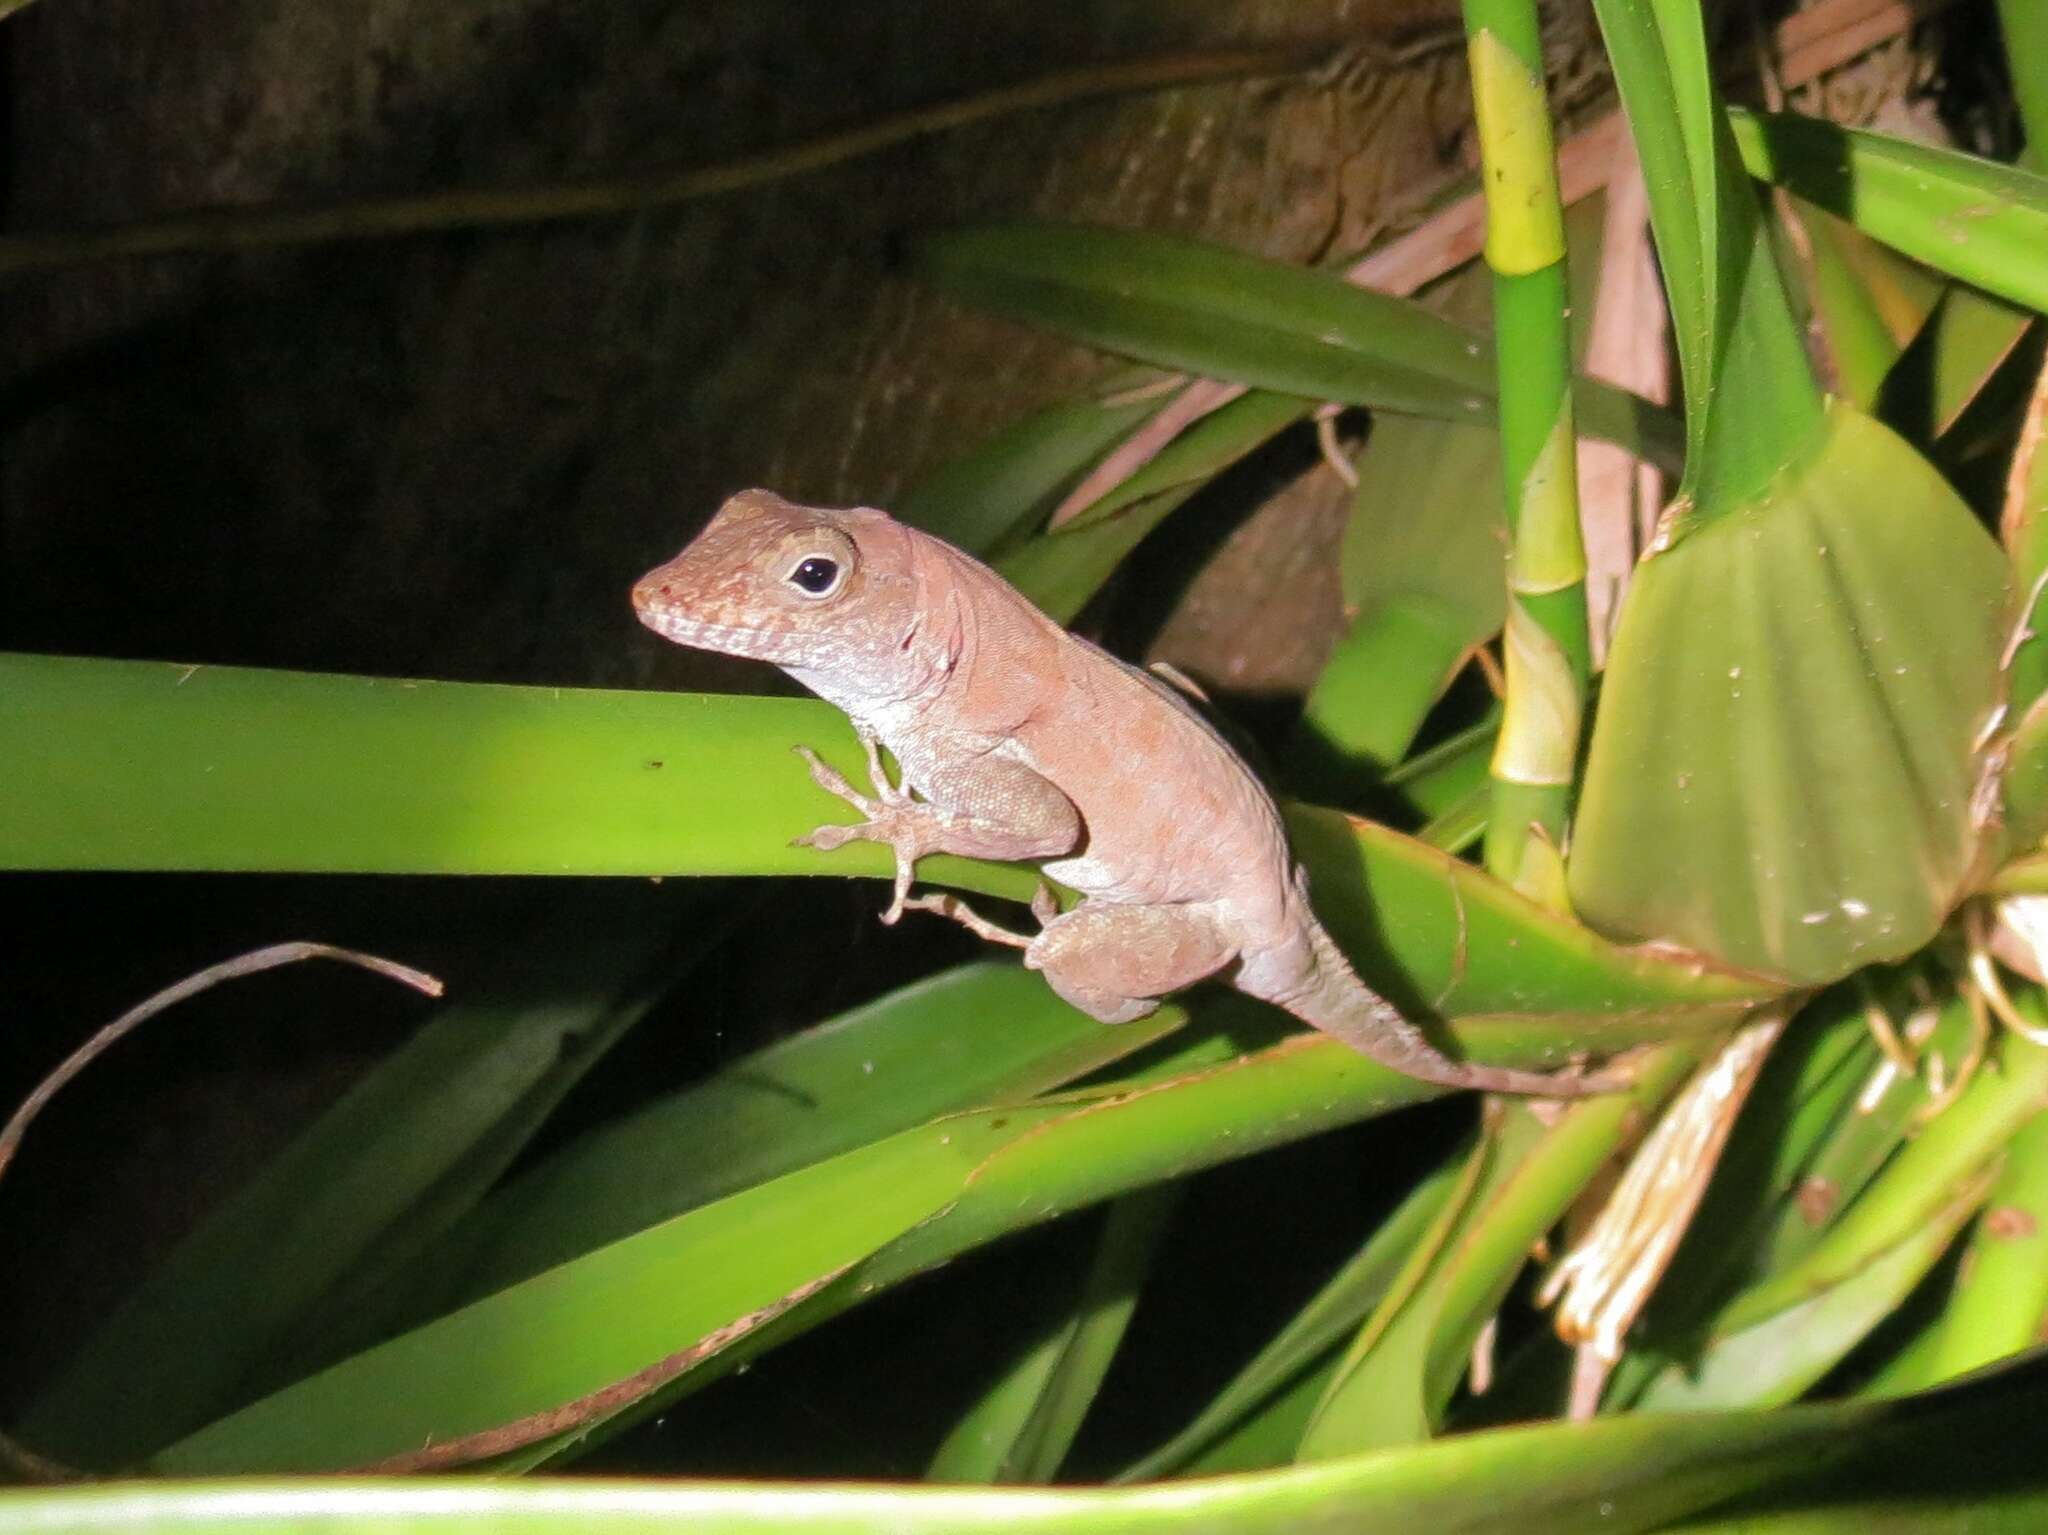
[151,900,1745,1479]
[1115,1148,1467,1481]
[1877,1109,2048,1393]
[329,962,1185,1343]
[1752,993,1973,1276]
[1635,1159,1994,1411]
[18,905,705,1470]
[1592,1,1823,513]
[915,222,1681,467]
[1171,1355,1342,1478]
[1384,714,1498,821]
[1596,988,1884,1412]
[1709,1030,2048,1348]
[0,654,1035,903]
[2003,0,2048,171]
[1291,808,1773,1021]
[1570,401,2009,983]
[1730,108,2048,318]
[1295,1043,1702,1456]
[895,386,1165,556]
[1874,284,2039,449]
[150,1103,1080,1474]
[15,1357,2048,1534]
[1797,200,1942,411]
[927,1187,1178,1483]
[995,390,1312,623]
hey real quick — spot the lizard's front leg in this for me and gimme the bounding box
[792,735,928,921]
[792,733,1079,925]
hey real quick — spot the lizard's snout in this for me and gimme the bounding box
[631,565,692,639]
[631,564,682,615]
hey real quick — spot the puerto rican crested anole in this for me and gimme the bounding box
[634,490,1616,1096]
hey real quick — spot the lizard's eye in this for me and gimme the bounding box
[787,555,844,598]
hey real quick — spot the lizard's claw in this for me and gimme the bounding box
[792,822,856,853]
[877,847,920,925]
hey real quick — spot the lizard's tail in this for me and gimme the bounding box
[1290,917,1624,1098]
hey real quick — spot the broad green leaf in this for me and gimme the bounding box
[895,385,1164,556]
[1593,1,1822,514]
[1116,1147,1467,1482]
[927,1187,1177,1483]
[19,904,705,1470]
[1570,401,2009,983]
[1730,108,2048,318]
[17,1357,2047,1534]
[320,963,1185,1346]
[915,222,1682,467]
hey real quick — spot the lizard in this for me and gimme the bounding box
[633,488,1620,1097]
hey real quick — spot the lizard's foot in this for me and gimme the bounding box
[899,891,1035,949]
[791,742,927,923]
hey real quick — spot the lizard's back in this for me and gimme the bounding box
[925,538,1298,930]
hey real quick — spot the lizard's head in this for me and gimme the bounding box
[632,489,911,672]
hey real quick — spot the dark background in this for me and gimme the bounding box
[0,0,2006,1476]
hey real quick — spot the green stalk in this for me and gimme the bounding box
[1462,1,1589,895]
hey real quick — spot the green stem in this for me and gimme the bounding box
[1462,0,1589,895]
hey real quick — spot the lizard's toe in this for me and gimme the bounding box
[793,744,864,802]
[794,823,859,852]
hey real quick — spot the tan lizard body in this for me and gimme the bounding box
[634,489,1615,1096]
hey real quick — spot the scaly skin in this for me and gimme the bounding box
[634,488,1620,1097]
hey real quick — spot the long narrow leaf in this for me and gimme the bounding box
[916,223,1681,467]
[1730,108,2048,318]
[15,1358,2048,1535]
[19,907,707,1470]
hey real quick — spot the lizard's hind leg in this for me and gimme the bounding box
[898,891,1034,949]
[898,880,1068,950]
[1025,903,1235,1026]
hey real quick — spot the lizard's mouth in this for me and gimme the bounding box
[632,596,789,663]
